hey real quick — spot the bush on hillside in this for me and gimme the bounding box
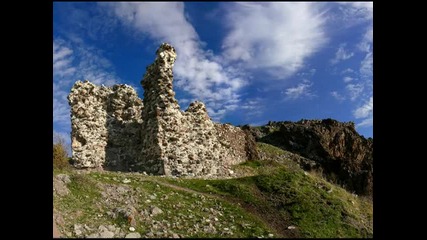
[53,134,70,170]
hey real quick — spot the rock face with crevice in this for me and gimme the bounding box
[251,119,373,195]
[68,43,257,176]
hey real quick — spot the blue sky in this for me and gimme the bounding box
[53,2,373,149]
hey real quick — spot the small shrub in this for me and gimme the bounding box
[53,134,70,169]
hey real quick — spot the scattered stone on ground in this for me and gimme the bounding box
[125,232,141,238]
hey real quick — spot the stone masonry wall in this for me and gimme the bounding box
[68,43,256,177]
[138,43,252,177]
[68,81,143,170]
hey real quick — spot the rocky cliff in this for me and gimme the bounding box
[248,119,373,196]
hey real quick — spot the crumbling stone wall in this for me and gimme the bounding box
[68,81,143,170]
[68,43,256,177]
[215,123,252,166]
[138,43,252,177]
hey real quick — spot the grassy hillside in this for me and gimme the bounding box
[54,170,274,238]
[166,143,373,238]
[53,142,373,238]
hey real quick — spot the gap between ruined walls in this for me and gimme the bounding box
[68,43,257,177]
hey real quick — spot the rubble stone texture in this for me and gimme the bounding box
[138,43,254,176]
[251,119,373,195]
[68,81,143,170]
[68,43,256,176]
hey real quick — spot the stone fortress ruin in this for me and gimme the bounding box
[68,43,257,177]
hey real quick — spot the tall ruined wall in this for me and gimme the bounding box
[138,43,253,177]
[68,43,256,176]
[68,81,143,170]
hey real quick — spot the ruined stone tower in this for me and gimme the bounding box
[138,43,180,175]
[69,43,257,177]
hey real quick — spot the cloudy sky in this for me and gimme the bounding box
[53,2,373,149]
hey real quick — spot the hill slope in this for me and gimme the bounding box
[53,142,373,238]
[246,119,373,196]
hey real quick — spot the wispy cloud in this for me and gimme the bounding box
[53,38,121,132]
[341,68,355,75]
[360,52,373,80]
[331,91,345,101]
[346,83,364,101]
[331,43,354,65]
[337,2,373,28]
[342,2,373,20]
[328,3,373,127]
[53,40,76,77]
[102,2,246,120]
[356,117,373,128]
[241,98,264,117]
[284,80,316,100]
[354,96,373,128]
[297,68,317,78]
[221,2,328,79]
[343,76,354,83]
[353,96,373,118]
[358,26,373,52]
[53,84,72,126]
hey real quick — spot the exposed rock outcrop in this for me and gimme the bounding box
[251,119,373,196]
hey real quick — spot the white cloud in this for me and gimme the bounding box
[103,2,246,120]
[53,87,71,126]
[343,2,373,19]
[358,26,373,52]
[341,6,372,125]
[178,98,190,105]
[341,68,355,74]
[284,80,315,100]
[74,45,118,86]
[221,2,328,79]
[331,91,345,101]
[360,51,373,80]
[297,68,317,77]
[338,2,373,27]
[354,96,373,128]
[353,96,373,119]
[346,83,364,101]
[356,117,373,128]
[241,98,263,117]
[331,44,354,64]
[207,107,227,121]
[53,40,76,77]
[343,76,354,83]
[53,38,121,129]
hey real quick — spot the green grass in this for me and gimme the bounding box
[257,142,286,156]
[54,142,372,238]
[54,170,274,238]
[162,143,373,238]
[54,173,105,236]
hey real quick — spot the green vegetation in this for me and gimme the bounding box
[53,134,71,170]
[164,143,373,238]
[54,170,274,238]
[53,142,372,238]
